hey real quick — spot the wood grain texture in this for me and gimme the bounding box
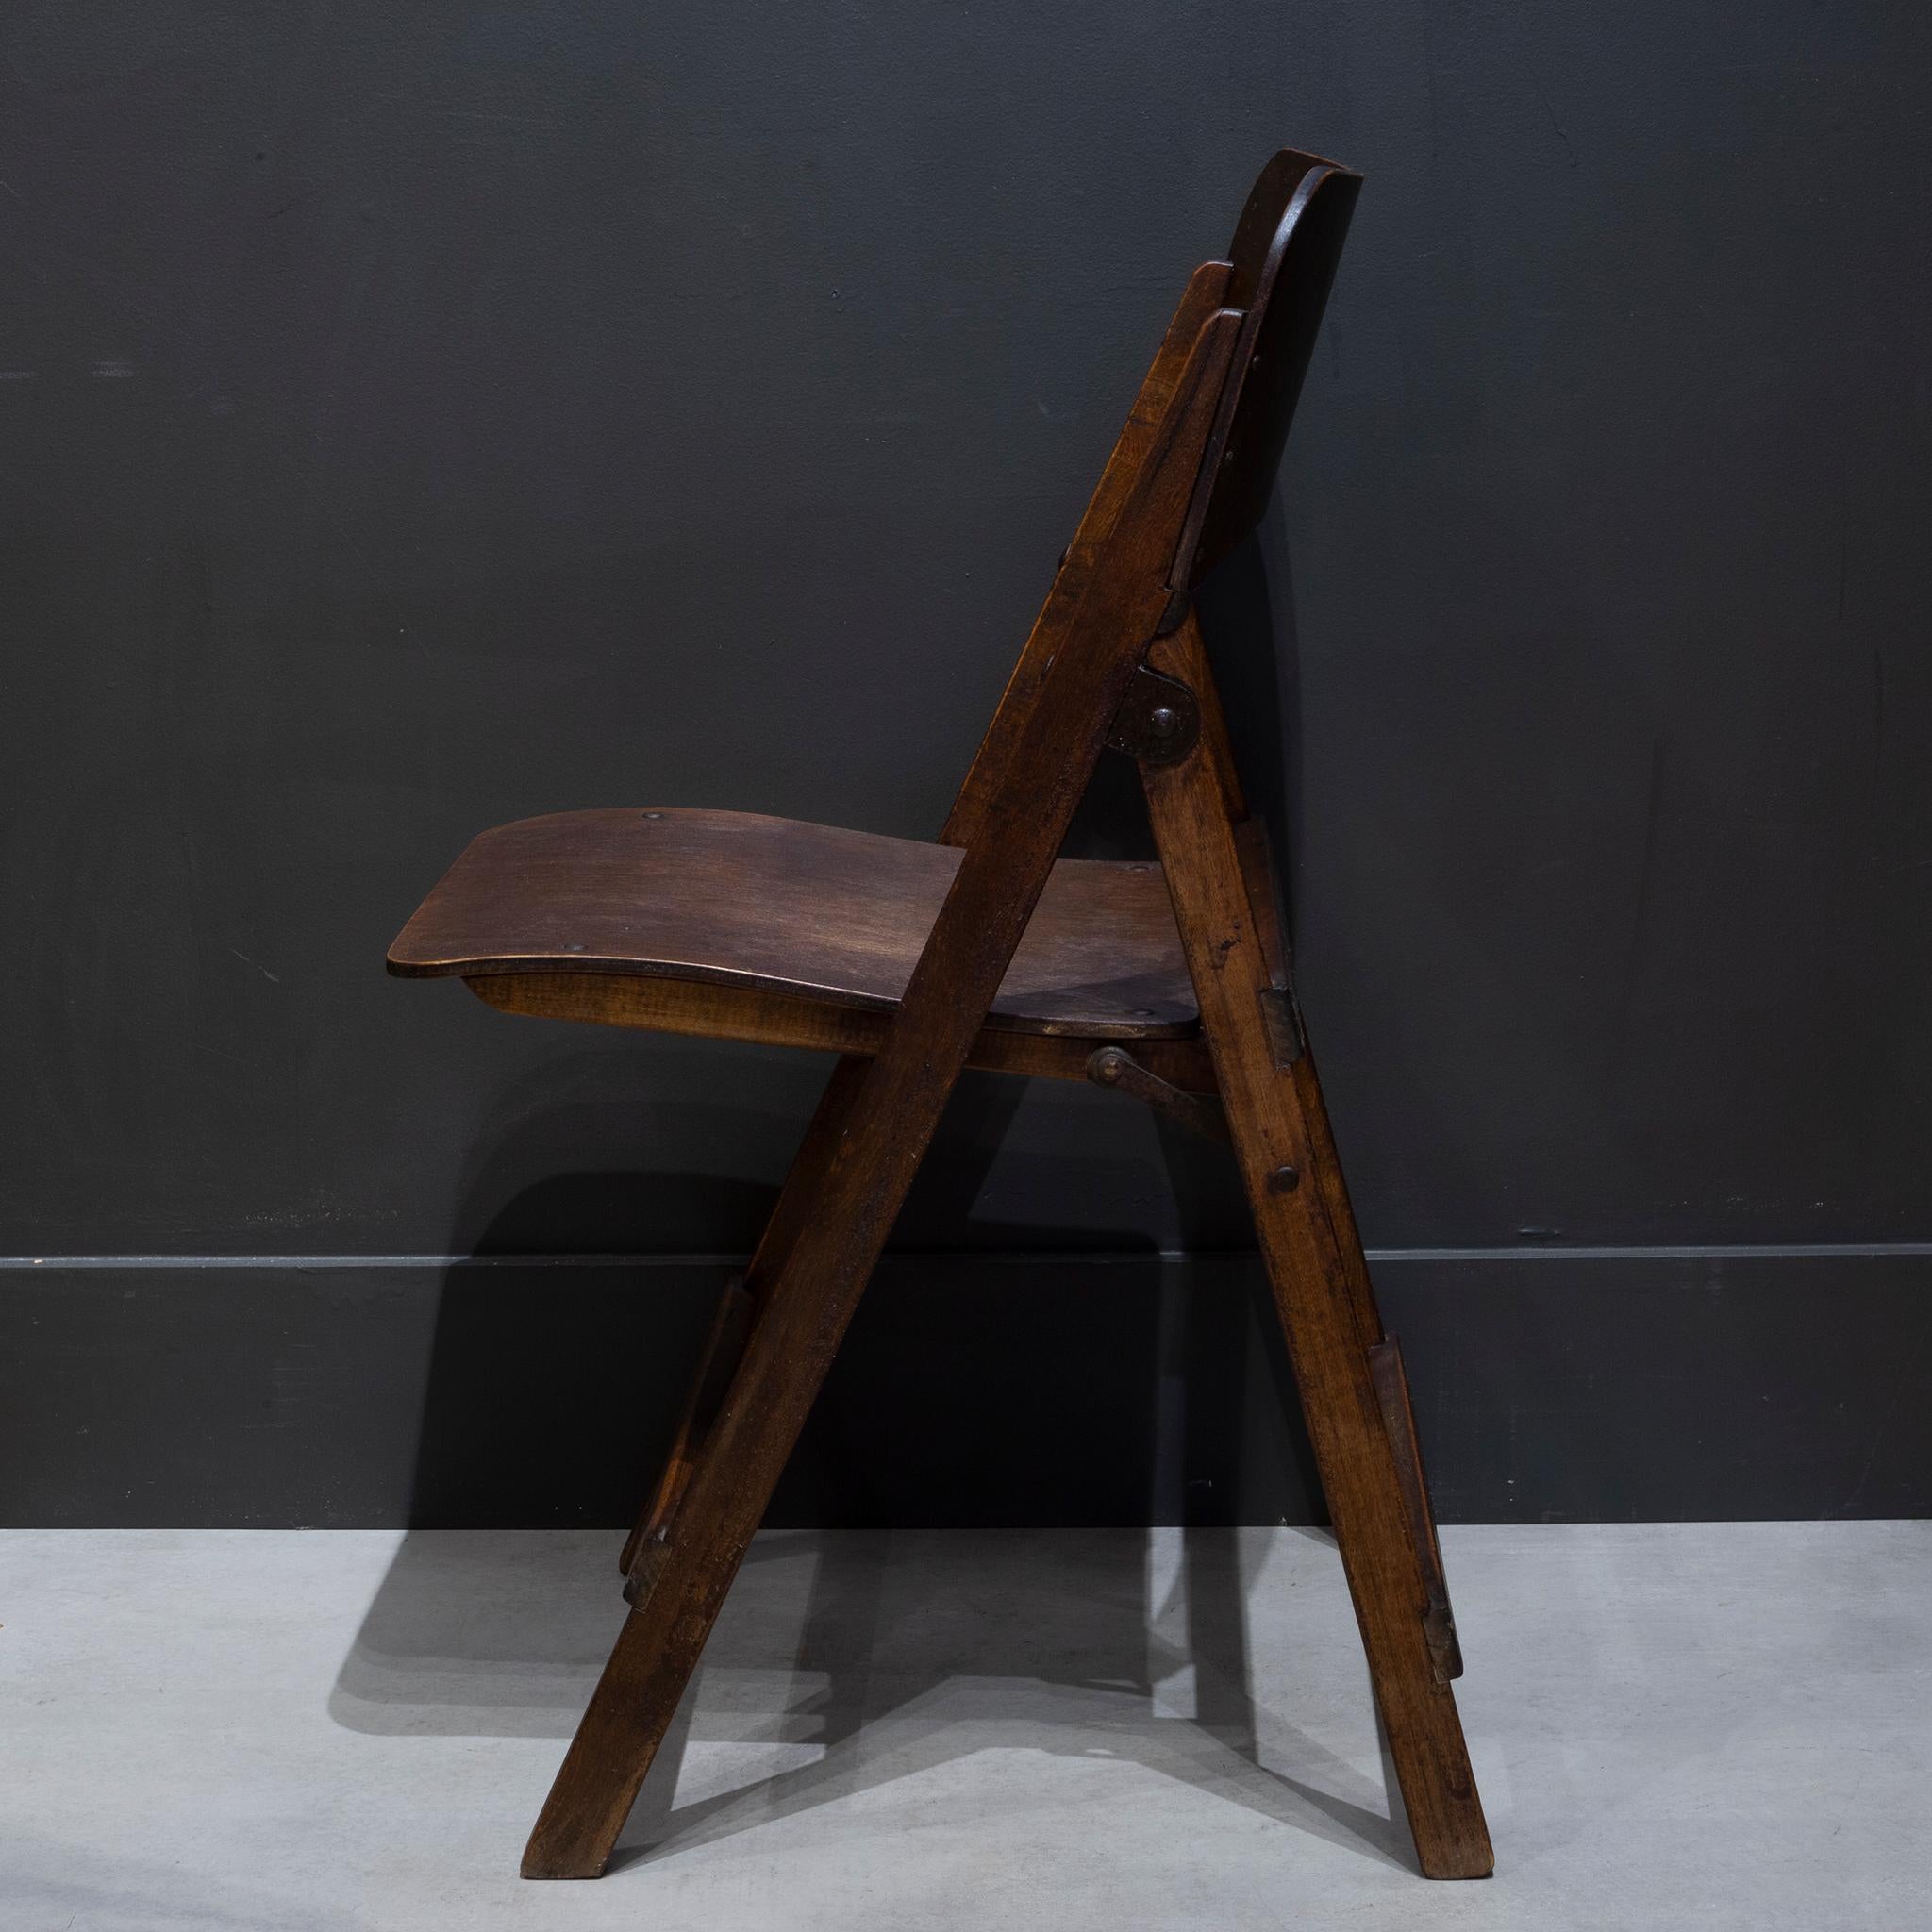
[1368,1335,1464,1681]
[391,808,1196,1039]
[1151,617,1384,1348]
[1141,612,1492,1880]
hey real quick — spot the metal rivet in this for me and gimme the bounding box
[564,943,585,953]
[1148,706,1178,738]
[1266,1164,1300,1193]
[641,810,664,820]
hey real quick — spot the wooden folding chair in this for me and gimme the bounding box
[389,147,1492,1882]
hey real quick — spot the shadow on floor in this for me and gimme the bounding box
[330,1524,1410,1875]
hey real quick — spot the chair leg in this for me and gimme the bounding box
[525,997,1004,1878]
[1241,1055,1490,1876]
[523,1236,857,1875]
[1143,752,1493,1882]
[619,1056,871,1580]
[616,1271,752,1595]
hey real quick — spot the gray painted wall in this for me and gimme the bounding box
[3,5,1928,1522]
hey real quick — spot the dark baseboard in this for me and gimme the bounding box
[3,1249,1926,1526]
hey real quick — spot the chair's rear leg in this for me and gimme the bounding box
[1245,1057,1488,1877]
[1142,732,1492,1882]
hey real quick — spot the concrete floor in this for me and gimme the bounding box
[2,1524,1925,1930]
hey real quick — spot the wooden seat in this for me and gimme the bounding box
[388,807,1197,1038]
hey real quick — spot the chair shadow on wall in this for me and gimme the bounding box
[331,524,1416,1873]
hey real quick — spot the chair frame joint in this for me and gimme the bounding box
[1086,1043,1230,1143]
[1107,665,1200,766]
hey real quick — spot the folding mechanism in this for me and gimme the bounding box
[389,147,1493,1883]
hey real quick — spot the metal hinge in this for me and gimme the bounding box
[1107,666,1200,766]
[1086,1046,1229,1144]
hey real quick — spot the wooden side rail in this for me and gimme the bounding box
[466,970,1221,1093]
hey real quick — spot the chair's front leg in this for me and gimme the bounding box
[523,1333,826,1875]
[530,1055,879,1877]
[523,1226,861,1876]
[619,1056,871,1580]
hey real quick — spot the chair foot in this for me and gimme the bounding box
[520,1606,688,1879]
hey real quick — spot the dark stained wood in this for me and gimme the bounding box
[1141,609,1492,1879]
[1176,152,1364,589]
[385,145,1492,1890]
[618,1274,751,1590]
[466,971,1221,1091]
[391,808,1197,1040]
[613,1047,874,1587]
[1368,1335,1464,1682]
[519,299,1243,1883]
[1150,616,1385,1352]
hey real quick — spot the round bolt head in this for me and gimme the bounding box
[1266,1164,1300,1193]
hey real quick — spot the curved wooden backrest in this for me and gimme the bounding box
[1174,148,1362,589]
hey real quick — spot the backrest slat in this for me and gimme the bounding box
[939,149,1359,853]
[1178,152,1361,587]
